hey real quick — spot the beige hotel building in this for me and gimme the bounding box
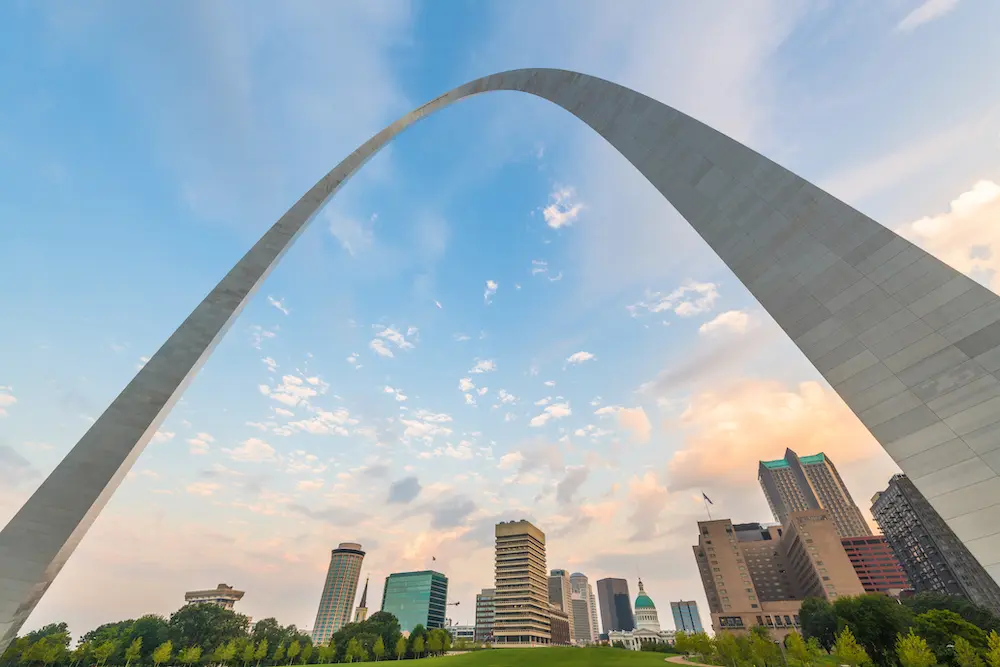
[693,510,865,638]
[494,520,551,645]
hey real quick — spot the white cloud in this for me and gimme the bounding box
[286,408,356,436]
[469,359,496,374]
[297,479,325,491]
[464,393,476,406]
[384,385,408,402]
[261,357,277,372]
[497,390,517,405]
[458,377,475,392]
[259,374,324,407]
[152,430,175,444]
[445,442,473,460]
[477,387,488,396]
[400,409,454,441]
[186,432,215,455]
[529,402,572,427]
[225,437,276,463]
[250,325,277,350]
[273,407,294,417]
[369,325,417,358]
[896,0,959,32]
[897,180,1000,290]
[267,296,290,315]
[628,281,719,318]
[454,333,471,342]
[542,185,584,229]
[435,300,443,309]
[369,339,392,357]
[593,405,653,443]
[531,259,548,275]
[544,380,555,387]
[136,356,150,370]
[185,482,221,497]
[535,397,551,406]
[566,351,596,365]
[498,451,524,469]
[484,280,498,304]
[699,310,750,335]
[0,386,17,417]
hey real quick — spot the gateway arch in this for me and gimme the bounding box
[3,68,1000,648]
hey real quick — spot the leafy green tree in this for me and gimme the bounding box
[70,641,93,667]
[315,645,333,665]
[125,638,142,667]
[674,631,690,654]
[897,630,936,667]
[178,646,202,667]
[254,640,268,667]
[785,631,812,667]
[426,632,442,657]
[832,627,869,667]
[93,641,117,667]
[152,641,173,667]
[988,631,1000,667]
[24,625,69,646]
[751,632,782,667]
[914,609,988,662]
[441,632,451,654]
[806,638,824,664]
[299,644,312,665]
[799,597,839,651]
[956,636,986,667]
[713,632,740,667]
[213,639,237,666]
[834,593,914,667]
[372,638,384,662]
[240,641,255,667]
[394,638,406,661]
[128,616,170,663]
[169,604,250,658]
[271,643,285,665]
[905,593,1000,635]
[285,641,300,666]
[412,637,423,660]
[344,639,360,663]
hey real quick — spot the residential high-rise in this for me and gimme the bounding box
[596,578,634,634]
[184,583,244,610]
[840,536,911,594]
[570,572,598,643]
[312,543,365,644]
[670,601,703,634]
[758,449,872,538]
[380,571,448,632]
[872,474,1000,616]
[494,520,550,645]
[693,511,865,638]
[474,588,495,643]
[548,569,576,642]
[354,576,370,623]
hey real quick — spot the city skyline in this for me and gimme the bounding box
[2,0,999,642]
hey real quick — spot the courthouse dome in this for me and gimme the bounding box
[635,579,656,609]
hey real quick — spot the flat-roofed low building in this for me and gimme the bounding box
[184,583,244,610]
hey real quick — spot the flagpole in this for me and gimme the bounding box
[702,491,713,520]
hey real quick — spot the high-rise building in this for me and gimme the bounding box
[758,449,872,538]
[184,583,244,610]
[474,588,496,643]
[840,536,911,594]
[494,520,550,645]
[596,578,634,634]
[872,474,1000,616]
[312,543,365,644]
[354,576,370,623]
[548,569,576,642]
[693,511,865,638]
[570,572,598,643]
[380,570,448,632]
[670,601,703,634]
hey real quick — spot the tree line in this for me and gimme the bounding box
[0,604,454,666]
[671,592,1000,667]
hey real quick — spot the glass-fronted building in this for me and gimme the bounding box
[670,600,703,633]
[381,570,448,632]
[311,543,365,645]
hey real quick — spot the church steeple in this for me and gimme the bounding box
[354,576,369,623]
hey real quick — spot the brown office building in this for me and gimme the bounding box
[693,510,865,638]
[549,605,571,645]
[841,536,911,594]
[494,520,551,645]
[759,449,872,538]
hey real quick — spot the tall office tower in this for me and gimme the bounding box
[840,536,911,593]
[670,601,703,633]
[548,569,576,642]
[312,543,365,644]
[474,588,496,643]
[758,448,872,538]
[380,570,448,631]
[570,572,597,643]
[596,578,634,633]
[693,511,865,638]
[872,474,1000,616]
[494,520,550,645]
[354,576,370,623]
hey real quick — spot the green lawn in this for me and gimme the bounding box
[317,647,675,665]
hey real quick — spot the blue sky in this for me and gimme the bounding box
[2,0,999,635]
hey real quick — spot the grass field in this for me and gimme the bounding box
[314,647,681,665]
